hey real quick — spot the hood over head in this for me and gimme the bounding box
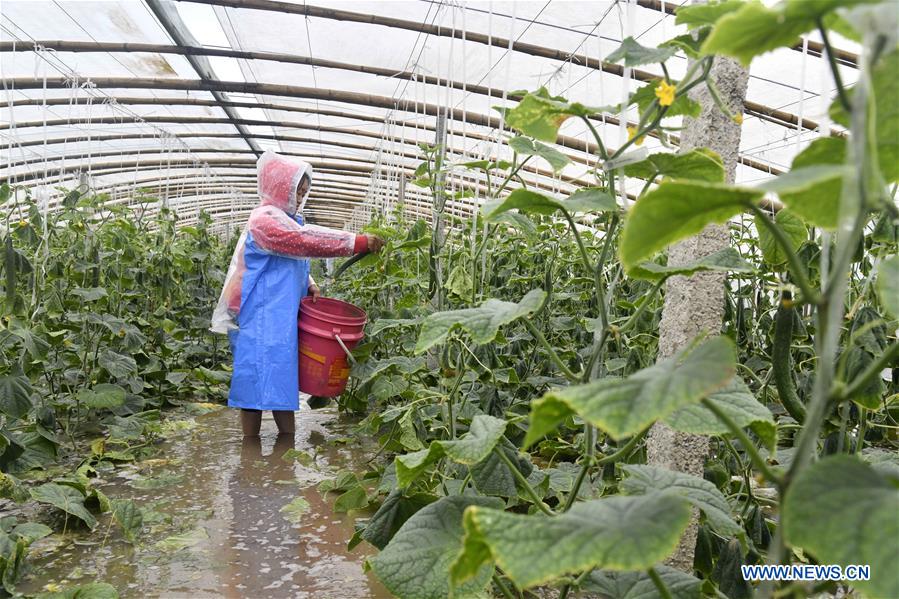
[256,151,314,215]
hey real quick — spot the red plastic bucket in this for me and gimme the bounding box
[298,297,366,397]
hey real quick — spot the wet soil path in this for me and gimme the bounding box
[16,405,392,598]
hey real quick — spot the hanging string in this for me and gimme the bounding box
[596,15,606,184]
[496,1,516,169]
[460,4,474,220]
[82,78,95,183]
[794,36,810,158]
[817,35,832,139]
[163,135,173,209]
[37,44,51,186]
[617,0,635,206]
[175,141,188,204]
[2,42,13,189]
[447,3,456,212]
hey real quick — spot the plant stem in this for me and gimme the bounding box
[723,437,756,519]
[595,427,648,466]
[801,46,878,483]
[562,209,594,277]
[748,204,821,304]
[495,156,534,198]
[609,100,666,161]
[522,318,580,383]
[678,55,714,96]
[446,389,456,441]
[594,215,620,332]
[856,407,867,454]
[701,397,783,486]
[617,279,664,333]
[562,424,649,512]
[562,425,594,512]
[580,116,609,161]
[473,224,499,262]
[637,175,656,199]
[492,573,516,599]
[582,328,609,384]
[460,470,472,494]
[559,567,595,599]
[817,18,852,115]
[647,567,674,599]
[494,447,554,516]
[789,209,869,485]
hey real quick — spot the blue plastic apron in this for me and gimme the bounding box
[228,214,310,411]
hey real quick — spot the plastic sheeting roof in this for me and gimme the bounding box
[1,0,859,235]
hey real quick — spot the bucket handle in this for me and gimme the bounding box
[334,333,357,365]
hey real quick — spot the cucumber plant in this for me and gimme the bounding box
[0,184,232,592]
[326,2,899,598]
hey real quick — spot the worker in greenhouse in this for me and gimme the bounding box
[210,151,384,437]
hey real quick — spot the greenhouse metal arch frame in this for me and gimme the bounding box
[2,0,855,233]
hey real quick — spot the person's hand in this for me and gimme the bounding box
[308,283,321,303]
[365,235,386,253]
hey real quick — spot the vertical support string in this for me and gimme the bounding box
[617,0,635,206]
[4,40,16,189]
[794,36,809,157]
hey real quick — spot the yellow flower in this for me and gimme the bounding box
[627,125,645,147]
[655,80,677,107]
[18,220,27,228]
[733,113,744,125]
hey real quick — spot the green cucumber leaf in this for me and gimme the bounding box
[621,464,743,539]
[395,415,507,487]
[483,188,616,221]
[526,336,735,444]
[98,350,137,378]
[76,384,126,410]
[508,136,570,172]
[675,0,743,29]
[361,489,435,550]
[762,141,846,230]
[0,373,32,419]
[702,0,878,66]
[605,36,677,67]
[629,247,754,282]
[351,356,427,384]
[620,181,760,272]
[756,209,807,269]
[452,494,691,589]
[415,289,546,353]
[370,495,503,599]
[624,148,725,184]
[831,49,899,182]
[10,522,52,543]
[110,499,142,543]
[584,566,703,599]
[30,483,96,529]
[504,88,600,142]
[783,455,899,599]
[664,377,776,450]
[280,497,311,524]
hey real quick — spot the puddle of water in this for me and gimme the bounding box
[15,404,393,599]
